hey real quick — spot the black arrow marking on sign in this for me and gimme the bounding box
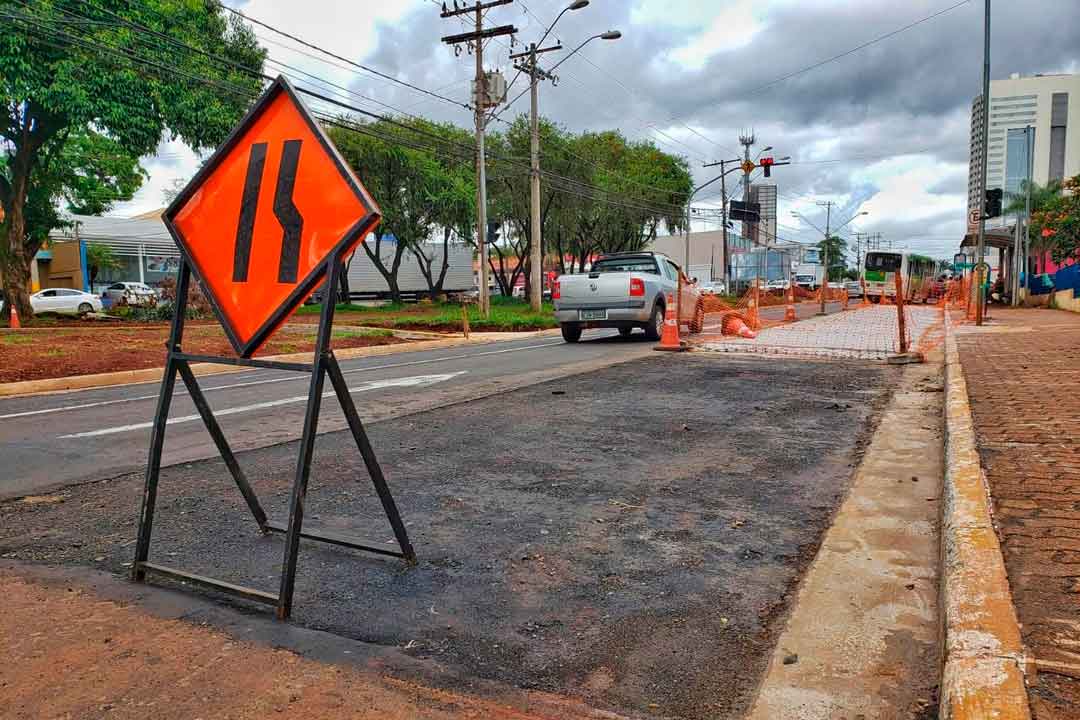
[274,139,304,283]
[232,142,268,282]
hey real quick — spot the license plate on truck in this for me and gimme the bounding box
[579,309,607,321]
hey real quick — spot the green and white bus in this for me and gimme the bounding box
[862,250,936,303]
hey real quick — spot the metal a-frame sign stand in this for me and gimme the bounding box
[132,255,416,619]
[131,76,415,620]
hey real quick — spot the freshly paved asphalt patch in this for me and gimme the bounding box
[1,354,895,719]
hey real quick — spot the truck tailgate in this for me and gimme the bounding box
[559,273,633,306]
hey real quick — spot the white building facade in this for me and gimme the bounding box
[968,73,1080,231]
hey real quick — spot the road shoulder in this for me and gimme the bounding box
[747,352,945,719]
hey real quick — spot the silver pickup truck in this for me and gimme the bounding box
[552,252,705,343]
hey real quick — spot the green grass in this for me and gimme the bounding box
[296,297,557,331]
[295,301,410,316]
[330,327,395,339]
[0,333,37,345]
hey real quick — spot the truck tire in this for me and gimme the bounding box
[561,323,583,343]
[688,300,705,334]
[644,302,664,341]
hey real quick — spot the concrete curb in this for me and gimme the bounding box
[939,314,1032,719]
[0,330,558,399]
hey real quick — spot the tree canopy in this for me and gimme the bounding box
[1,0,265,320]
[1023,176,1080,266]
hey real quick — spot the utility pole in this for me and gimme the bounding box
[817,200,832,316]
[509,42,560,312]
[852,232,867,276]
[975,0,991,325]
[720,168,729,288]
[702,157,738,290]
[441,0,517,317]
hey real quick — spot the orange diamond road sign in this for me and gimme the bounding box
[741,159,756,174]
[164,76,381,358]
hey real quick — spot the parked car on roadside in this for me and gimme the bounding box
[552,251,704,343]
[845,280,863,297]
[765,279,789,291]
[102,281,157,306]
[0,288,103,316]
[697,280,727,295]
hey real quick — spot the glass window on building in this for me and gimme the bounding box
[1005,127,1034,198]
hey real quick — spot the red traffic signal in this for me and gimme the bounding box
[760,156,774,177]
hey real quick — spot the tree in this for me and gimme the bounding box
[329,117,453,303]
[1030,174,1080,266]
[1006,179,1060,269]
[1,0,265,322]
[817,235,848,281]
[85,241,121,289]
[412,121,474,300]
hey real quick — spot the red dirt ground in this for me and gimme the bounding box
[0,323,406,384]
[0,569,601,720]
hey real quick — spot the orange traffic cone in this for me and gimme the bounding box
[746,280,761,330]
[841,289,849,311]
[722,312,757,339]
[784,284,797,322]
[9,304,20,329]
[860,279,871,307]
[654,293,686,352]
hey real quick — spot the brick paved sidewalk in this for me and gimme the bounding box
[697,305,940,360]
[954,307,1080,719]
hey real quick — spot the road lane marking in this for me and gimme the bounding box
[57,372,466,439]
[0,339,570,421]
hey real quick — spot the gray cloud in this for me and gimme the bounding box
[348,0,1080,258]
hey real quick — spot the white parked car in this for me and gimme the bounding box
[765,279,789,291]
[102,281,157,306]
[697,281,727,295]
[0,288,104,315]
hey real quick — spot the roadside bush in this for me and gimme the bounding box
[155,276,212,320]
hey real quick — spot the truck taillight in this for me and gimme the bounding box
[552,279,560,299]
[629,277,645,297]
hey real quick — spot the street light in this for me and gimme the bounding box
[548,31,622,73]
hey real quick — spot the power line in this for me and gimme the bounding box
[13,5,709,227]
[735,0,971,100]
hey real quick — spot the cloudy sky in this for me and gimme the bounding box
[116,0,1080,260]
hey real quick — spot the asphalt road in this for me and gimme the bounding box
[1,353,894,719]
[3,301,847,499]
[2,329,654,498]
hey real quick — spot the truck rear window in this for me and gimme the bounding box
[590,258,659,274]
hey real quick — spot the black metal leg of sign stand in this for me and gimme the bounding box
[274,258,337,619]
[324,353,416,565]
[132,262,190,583]
[131,256,416,619]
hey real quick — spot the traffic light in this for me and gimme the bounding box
[984,188,1003,218]
[760,156,774,178]
[486,219,500,245]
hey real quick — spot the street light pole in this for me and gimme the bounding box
[529,45,542,311]
[817,201,832,316]
[975,0,991,325]
[512,12,619,312]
